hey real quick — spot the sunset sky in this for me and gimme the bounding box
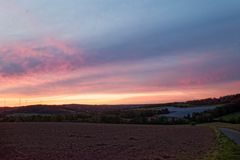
[1,0,240,106]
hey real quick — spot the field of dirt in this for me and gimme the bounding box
[0,123,215,160]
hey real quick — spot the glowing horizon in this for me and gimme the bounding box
[1,0,240,107]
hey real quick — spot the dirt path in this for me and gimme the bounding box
[220,128,240,145]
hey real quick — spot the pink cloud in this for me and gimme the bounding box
[1,48,239,106]
[0,38,83,79]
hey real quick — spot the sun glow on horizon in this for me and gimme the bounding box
[1,83,239,107]
[0,91,183,107]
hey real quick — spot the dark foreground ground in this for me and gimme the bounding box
[0,123,215,160]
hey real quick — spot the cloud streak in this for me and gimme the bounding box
[1,51,239,98]
[0,38,83,78]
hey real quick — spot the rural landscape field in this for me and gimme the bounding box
[0,123,214,160]
[1,0,240,160]
[1,94,240,160]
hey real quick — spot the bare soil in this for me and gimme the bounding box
[0,123,215,160]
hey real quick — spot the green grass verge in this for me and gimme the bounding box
[203,123,240,160]
[216,112,240,122]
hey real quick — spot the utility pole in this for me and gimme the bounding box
[19,98,21,106]
[4,98,6,107]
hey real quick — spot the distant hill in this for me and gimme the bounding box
[185,94,240,105]
[0,93,239,116]
[0,104,141,116]
[140,93,240,108]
